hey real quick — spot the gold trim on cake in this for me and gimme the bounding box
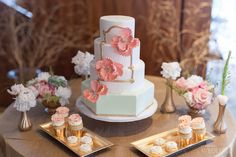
[97,25,136,83]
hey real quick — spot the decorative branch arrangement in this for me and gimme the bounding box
[221,51,231,95]
[0,0,94,82]
[214,51,231,134]
[146,0,220,77]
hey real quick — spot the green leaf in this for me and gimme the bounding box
[221,51,231,95]
[48,75,68,87]
[42,93,59,103]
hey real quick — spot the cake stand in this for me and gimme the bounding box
[75,97,158,122]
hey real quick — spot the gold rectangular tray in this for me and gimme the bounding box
[131,128,215,157]
[39,122,113,157]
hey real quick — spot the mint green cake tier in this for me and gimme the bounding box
[81,79,154,116]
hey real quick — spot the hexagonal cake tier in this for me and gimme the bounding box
[81,79,154,116]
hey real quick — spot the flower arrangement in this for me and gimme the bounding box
[214,51,231,134]
[160,62,181,113]
[8,84,37,112]
[111,27,139,56]
[27,72,72,110]
[71,50,94,77]
[8,84,37,131]
[214,51,231,106]
[96,58,123,81]
[160,61,214,115]
[174,75,214,111]
[160,62,181,80]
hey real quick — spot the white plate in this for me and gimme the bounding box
[75,97,158,122]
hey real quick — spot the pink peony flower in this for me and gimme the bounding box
[191,88,212,109]
[38,84,51,97]
[198,81,208,90]
[96,58,123,81]
[175,77,188,90]
[83,80,108,103]
[111,28,139,56]
[37,82,55,97]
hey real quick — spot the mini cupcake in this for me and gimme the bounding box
[84,133,92,137]
[149,146,163,157]
[56,106,69,118]
[191,117,206,141]
[81,135,93,146]
[178,115,192,125]
[165,141,178,153]
[67,136,78,147]
[153,137,166,147]
[178,123,192,147]
[68,114,83,137]
[51,113,65,138]
[79,144,92,153]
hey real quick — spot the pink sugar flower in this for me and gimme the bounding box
[111,27,139,56]
[83,80,108,103]
[96,58,123,81]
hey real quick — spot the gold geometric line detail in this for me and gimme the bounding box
[99,25,136,84]
[103,25,127,42]
[99,41,105,59]
[100,79,135,83]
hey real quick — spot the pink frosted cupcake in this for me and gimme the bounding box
[68,114,83,137]
[178,115,192,125]
[191,117,206,141]
[56,106,70,118]
[51,113,65,138]
[178,123,192,146]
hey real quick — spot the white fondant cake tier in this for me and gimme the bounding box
[90,59,145,93]
[94,38,140,67]
[81,79,154,116]
[80,15,155,117]
[100,15,135,42]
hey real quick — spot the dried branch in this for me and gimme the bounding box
[145,0,220,77]
[0,0,94,82]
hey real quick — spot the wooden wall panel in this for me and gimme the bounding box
[10,0,212,78]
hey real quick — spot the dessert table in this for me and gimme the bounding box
[0,76,236,157]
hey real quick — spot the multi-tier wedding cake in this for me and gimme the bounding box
[81,15,154,116]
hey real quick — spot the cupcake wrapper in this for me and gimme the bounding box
[53,125,65,138]
[193,128,206,135]
[53,124,65,130]
[70,124,83,131]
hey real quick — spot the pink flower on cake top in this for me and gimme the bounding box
[83,80,108,103]
[96,58,123,81]
[111,27,139,56]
